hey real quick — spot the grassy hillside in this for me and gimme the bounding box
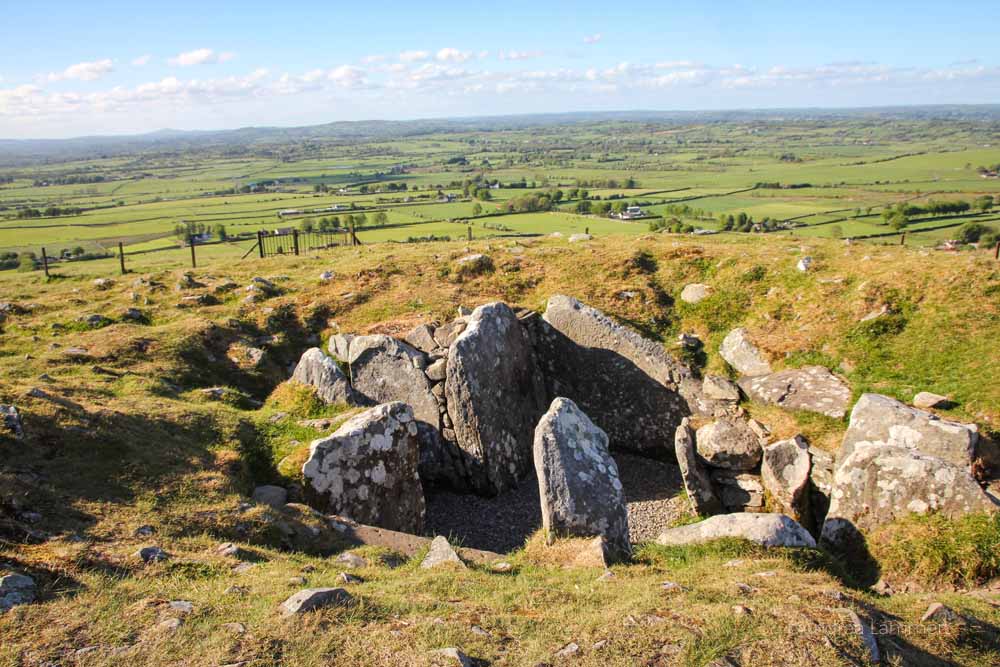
[1,233,999,666]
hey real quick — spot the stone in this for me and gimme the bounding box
[533,398,630,561]
[568,233,592,242]
[425,358,447,381]
[695,417,763,471]
[279,588,353,616]
[429,648,474,667]
[215,542,242,558]
[319,271,334,282]
[1,405,24,440]
[680,283,712,304]
[327,333,355,361]
[335,552,368,569]
[303,402,425,533]
[710,470,765,511]
[821,444,996,552]
[531,295,692,455]
[913,392,950,409]
[837,609,880,665]
[433,320,467,348]
[337,572,363,585]
[404,324,439,354]
[454,253,493,278]
[446,302,547,494]
[0,573,36,612]
[808,447,835,528]
[135,546,170,563]
[92,278,114,290]
[796,256,813,272]
[921,602,960,623]
[702,375,740,402]
[554,642,581,658]
[761,436,811,525]
[674,418,723,516]
[169,600,194,614]
[252,485,288,507]
[122,307,144,321]
[738,366,851,418]
[719,328,772,376]
[838,393,978,470]
[421,536,466,569]
[290,348,355,405]
[657,513,816,548]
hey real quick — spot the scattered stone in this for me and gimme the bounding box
[913,392,951,409]
[335,552,367,569]
[660,581,686,593]
[121,307,144,322]
[288,576,307,586]
[290,348,355,405]
[554,642,581,658]
[656,513,816,548]
[425,358,447,381]
[134,524,155,537]
[215,542,242,558]
[80,313,111,328]
[421,536,466,569]
[169,600,194,614]
[252,485,288,507]
[921,602,961,623]
[92,278,115,290]
[761,436,811,525]
[454,253,494,277]
[404,324,438,354]
[0,573,36,612]
[533,398,630,561]
[337,572,363,585]
[719,328,772,376]
[279,588,353,616]
[491,561,513,573]
[156,617,183,632]
[702,375,740,402]
[695,417,763,471]
[796,256,813,272]
[734,582,755,595]
[732,604,753,617]
[838,393,979,470]
[597,570,615,582]
[821,444,995,552]
[838,609,880,665]
[568,233,592,242]
[319,271,334,282]
[1,405,24,440]
[433,320,467,348]
[221,622,246,634]
[738,366,852,418]
[303,402,425,533]
[674,418,723,516]
[446,302,547,494]
[134,546,169,563]
[680,283,712,304]
[429,647,474,667]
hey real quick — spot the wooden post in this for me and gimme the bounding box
[189,236,196,268]
[585,227,590,235]
[118,242,126,275]
[41,247,50,278]
[350,219,357,246]
[900,232,906,245]
[994,240,999,260]
[467,226,472,242]
[292,228,300,256]
[257,230,265,258]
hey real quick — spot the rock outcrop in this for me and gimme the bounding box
[533,398,630,561]
[719,328,772,376]
[446,302,547,495]
[838,393,978,470]
[303,402,425,533]
[291,348,355,405]
[674,418,723,516]
[656,513,816,548]
[695,417,763,471]
[738,366,851,418]
[761,436,811,525]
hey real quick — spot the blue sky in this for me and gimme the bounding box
[1,1,998,138]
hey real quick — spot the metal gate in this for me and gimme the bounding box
[255,228,356,258]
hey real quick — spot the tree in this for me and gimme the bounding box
[575,200,592,214]
[214,224,228,241]
[472,203,482,216]
[300,218,314,232]
[72,246,85,256]
[373,211,389,227]
[957,223,990,244]
[17,252,37,272]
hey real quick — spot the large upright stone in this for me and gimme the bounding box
[533,398,630,561]
[838,393,978,470]
[761,436,811,525]
[821,444,997,553]
[738,366,851,418]
[291,348,355,405]
[720,328,772,377]
[302,402,425,533]
[446,302,547,495]
[695,417,763,471]
[530,295,692,454]
[674,418,722,516]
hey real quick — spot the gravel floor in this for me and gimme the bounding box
[425,453,687,553]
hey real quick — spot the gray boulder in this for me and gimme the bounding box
[710,470,765,511]
[252,485,288,507]
[421,536,466,569]
[702,375,740,402]
[838,393,978,470]
[913,391,950,409]
[821,444,996,552]
[720,328,772,376]
[533,398,630,561]
[530,295,692,454]
[738,366,851,418]
[674,418,722,516]
[761,436,811,525]
[279,588,353,616]
[433,319,468,348]
[656,513,816,548]
[680,283,712,304]
[0,573,36,612]
[290,348,355,405]
[446,302,547,495]
[695,417,763,471]
[327,333,355,361]
[303,402,425,533]
[404,324,438,354]
[807,447,835,528]
[1,405,24,440]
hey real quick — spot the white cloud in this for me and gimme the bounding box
[436,48,473,63]
[328,65,366,88]
[361,54,385,64]
[132,54,152,67]
[399,50,429,63]
[499,50,544,61]
[44,59,114,82]
[583,33,602,44]
[168,48,235,66]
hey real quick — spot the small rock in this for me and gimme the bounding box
[279,588,353,616]
[1,405,24,440]
[169,600,194,615]
[554,642,581,658]
[719,328,771,376]
[337,572,363,585]
[732,604,753,616]
[135,546,169,563]
[913,391,950,409]
[221,622,246,634]
[335,552,368,569]
[252,485,287,507]
[796,256,813,272]
[319,271,334,282]
[838,609,879,664]
[568,233,592,242]
[0,573,36,612]
[470,625,490,637]
[921,602,960,623]
[660,581,686,593]
[93,278,115,290]
[215,542,242,558]
[429,647,474,667]
[421,536,465,569]
[680,283,712,304]
[490,561,513,573]
[702,375,740,402]
[134,525,155,537]
[156,617,183,632]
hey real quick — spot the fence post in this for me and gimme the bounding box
[293,228,300,256]
[995,240,999,260]
[467,226,472,242]
[41,247,50,278]
[189,236,196,268]
[350,219,357,246]
[258,230,265,259]
[118,242,126,275]
[900,232,906,246]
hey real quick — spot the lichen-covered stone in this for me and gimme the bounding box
[838,393,978,470]
[279,587,353,616]
[446,302,547,495]
[656,513,816,548]
[404,324,438,354]
[821,444,997,552]
[327,333,355,361]
[695,417,763,471]
[291,348,355,405]
[680,283,712,304]
[303,402,425,533]
[761,436,811,525]
[421,535,466,569]
[738,366,851,418]
[533,398,630,561]
[674,418,722,516]
[0,573,36,613]
[913,392,950,409]
[1,405,24,440]
[530,295,693,454]
[702,375,740,402]
[719,328,772,376]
